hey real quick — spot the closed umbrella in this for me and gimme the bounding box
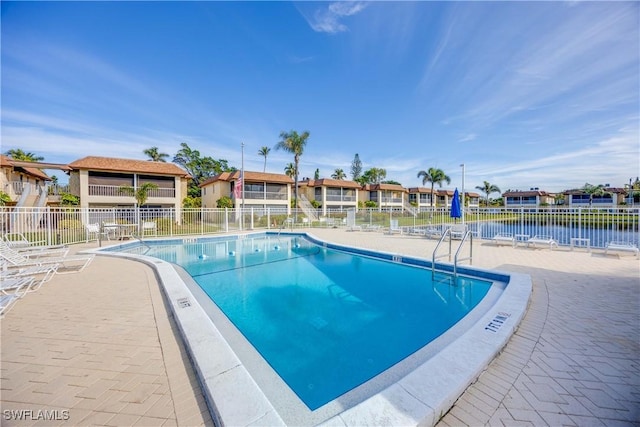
[450,188,462,223]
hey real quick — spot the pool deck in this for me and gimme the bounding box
[1,229,639,426]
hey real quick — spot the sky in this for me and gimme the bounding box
[1,1,638,193]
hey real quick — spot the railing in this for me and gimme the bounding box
[87,185,177,198]
[0,206,637,250]
[325,195,357,202]
[239,190,288,200]
[12,181,24,195]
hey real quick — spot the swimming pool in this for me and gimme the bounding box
[99,232,531,426]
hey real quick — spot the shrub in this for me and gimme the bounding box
[217,196,233,208]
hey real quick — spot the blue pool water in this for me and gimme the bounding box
[111,234,493,410]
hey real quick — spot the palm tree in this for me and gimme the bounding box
[119,182,160,235]
[581,183,607,206]
[258,146,270,172]
[275,130,310,217]
[475,181,501,207]
[5,149,44,162]
[284,163,297,179]
[416,167,450,207]
[143,147,169,162]
[331,168,346,180]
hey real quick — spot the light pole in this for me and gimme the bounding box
[241,142,245,230]
[460,163,465,225]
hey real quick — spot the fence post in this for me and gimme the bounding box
[224,208,229,232]
[250,208,254,230]
[267,208,271,230]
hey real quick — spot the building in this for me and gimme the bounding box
[361,183,408,211]
[0,155,53,207]
[563,187,627,208]
[67,156,191,209]
[199,171,293,213]
[502,189,557,208]
[298,178,360,215]
[407,187,435,210]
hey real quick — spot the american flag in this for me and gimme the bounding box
[234,173,243,199]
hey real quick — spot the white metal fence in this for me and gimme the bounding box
[0,206,638,249]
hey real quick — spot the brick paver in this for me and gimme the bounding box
[1,232,638,426]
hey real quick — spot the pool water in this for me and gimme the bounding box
[117,234,492,410]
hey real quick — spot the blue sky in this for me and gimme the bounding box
[2,1,638,193]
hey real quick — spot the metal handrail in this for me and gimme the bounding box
[453,230,473,276]
[432,228,453,276]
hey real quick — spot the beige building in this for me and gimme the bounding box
[503,189,557,208]
[199,170,292,213]
[67,156,191,209]
[0,155,53,207]
[361,183,408,211]
[298,178,360,215]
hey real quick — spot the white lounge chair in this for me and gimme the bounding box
[1,276,35,298]
[363,224,382,232]
[1,264,59,288]
[0,294,21,318]
[424,226,442,239]
[2,232,46,248]
[386,220,402,235]
[449,224,467,240]
[492,233,515,247]
[0,241,94,274]
[604,241,639,259]
[527,235,558,250]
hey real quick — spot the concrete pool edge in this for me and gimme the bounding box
[89,232,532,426]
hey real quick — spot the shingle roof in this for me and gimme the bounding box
[503,190,553,197]
[301,178,361,189]
[68,156,190,177]
[0,155,51,181]
[364,183,408,192]
[199,170,293,187]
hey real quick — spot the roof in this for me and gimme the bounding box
[364,183,408,192]
[407,187,435,194]
[503,190,554,197]
[563,187,626,195]
[0,155,51,181]
[199,170,293,187]
[68,156,190,177]
[301,178,361,189]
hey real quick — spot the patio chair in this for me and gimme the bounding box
[364,224,382,232]
[424,226,442,239]
[2,232,46,249]
[142,221,158,236]
[527,235,558,250]
[604,241,639,259]
[449,224,467,240]
[86,223,112,241]
[492,233,515,247]
[0,242,94,274]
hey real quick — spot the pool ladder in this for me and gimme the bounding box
[432,227,473,278]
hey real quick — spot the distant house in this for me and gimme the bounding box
[67,156,191,209]
[199,171,292,213]
[502,189,556,208]
[466,192,481,208]
[298,178,360,215]
[0,155,53,207]
[407,187,435,210]
[362,183,408,211]
[563,187,626,207]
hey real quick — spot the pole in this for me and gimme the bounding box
[460,163,465,225]
[241,142,245,230]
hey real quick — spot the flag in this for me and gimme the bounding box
[234,173,243,199]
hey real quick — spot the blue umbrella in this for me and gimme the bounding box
[450,188,462,222]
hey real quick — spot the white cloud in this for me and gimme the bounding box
[300,2,368,34]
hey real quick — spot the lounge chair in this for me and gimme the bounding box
[449,224,467,240]
[1,264,59,288]
[527,235,558,250]
[424,226,442,239]
[1,276,35,298]
[386,220,402,235]
[2,232,46,248]
[86,223,113,241]
[492,233,515,247]
[604,241,639,259]
[363,224,382,232]
[346,224,362,231]
[0,294,21,318]
[0,241,94,274]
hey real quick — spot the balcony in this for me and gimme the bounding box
[326,195,357,202]
[236,190,288,201]
[88,185,176,198]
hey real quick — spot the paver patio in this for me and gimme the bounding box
[1,229,638,426]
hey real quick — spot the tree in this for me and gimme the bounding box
[359,167,386,185]
[475,181,501,206]
[143,147,169,162]
[119,182,159,207]
[5,149,44,162]
[351,154,362,181]
[216,196,233,208]
[173,142,233,198]
[274,130,310,218]
[314,168,320,179]
[284,162,297,178]
[258,146,270,172]
[581,183,607,206]
[417,167,451,207]
[332,168,346,180]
